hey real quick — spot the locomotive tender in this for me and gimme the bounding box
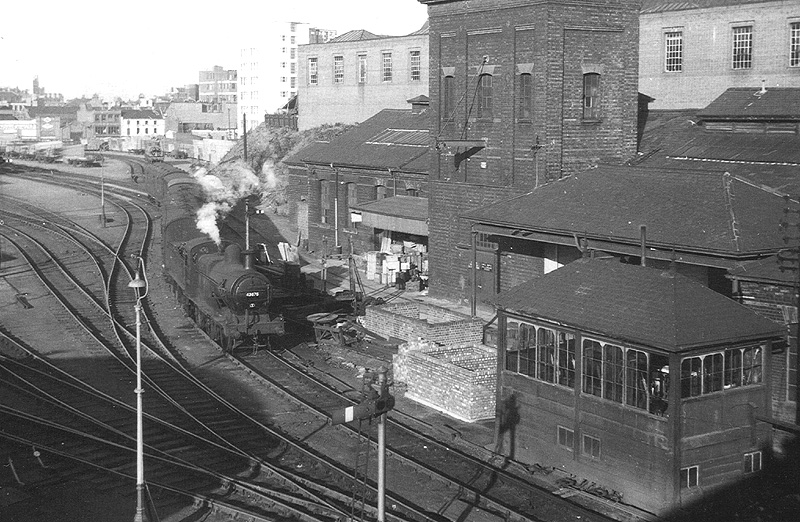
[159,171,285,352]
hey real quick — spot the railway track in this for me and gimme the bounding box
[0,166,643,522]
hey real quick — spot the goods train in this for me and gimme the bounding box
[158,170,285,351]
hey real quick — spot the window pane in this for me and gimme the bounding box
[382,52,392,82]
[505,321,520,372]
[703,353,723,393]
[478,74,493,118]
[603,344,623,403]
[792,23,800,67]
[519,73,532,120]
[665,31,683,72]
[626,349,648,410]
[519,324,536,377]
[743,346,762,385]
[443,76,455,120]
[583,73,600,119]
[537,328,556,383]
[410,50,421,81]
[681,357,702,397]
[558,332,576,387]
[725,348,743,389]
[733,26,752,69]
[583,339,603,397]
[334,55,344,84]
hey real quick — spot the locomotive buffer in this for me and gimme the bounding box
[331,369,394,522]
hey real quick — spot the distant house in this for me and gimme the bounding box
[120,109,164,149]
[494,256,784,515]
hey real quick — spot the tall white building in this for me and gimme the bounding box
[238,22,336,130]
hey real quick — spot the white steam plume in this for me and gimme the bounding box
[193,160,261,245]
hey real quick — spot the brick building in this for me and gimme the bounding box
[639,0,800,110]
[298,24,429,130]
[419,0,641,305]
[284,99,430,260]
[494,257,784,514]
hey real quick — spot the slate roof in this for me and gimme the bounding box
[497,257,783,352]
[640,0,779,14]
[697,88,800,120]
[120,109,163,119]
[462,165,793,259]
[284,108,430,173]
[0,114,18,120]
[634,94,800,194]
[727,253,797,285]
[330,30,383,42]
[351,195,428,221]
[26,105,78,117]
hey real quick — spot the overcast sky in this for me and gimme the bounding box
[1,0,428,100]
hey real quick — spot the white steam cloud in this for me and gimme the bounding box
[193,160,261,245]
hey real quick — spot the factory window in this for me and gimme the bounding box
[382,51,393,82]
[334,55,344,83]
[290,48,296,59]
[291,62,296,74]
[477,74,493,119]
[309,58,318,85]
[519,73,532,120]
[291,78,296,88]
[320,180,332,224]
[346,183,358,223]
[358,53,367,83]
[410,50,421,81]
[583,73,600,120]
[665,31,683,72]
[291,36,295,44]
[791,22,800,67]
[557,426,574,450]
[681,466,699,488]
[505,320,575,388]
[582,434,600,459]
[732,26,753,69]
[442,75,455,121]
[744,451,762,473]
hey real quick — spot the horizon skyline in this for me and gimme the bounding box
[1,0,428,101]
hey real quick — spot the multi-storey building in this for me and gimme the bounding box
[419,0,640,304]
[639,0,800,109]
[297,23,429,130]
[238,22,335,130]
[198,65,237,104]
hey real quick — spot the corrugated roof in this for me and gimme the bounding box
[284,108,430,172]
[462,165,793,257]
[697,88,800,120]
[497,257,783,352]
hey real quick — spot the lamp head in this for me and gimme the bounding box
[128,272,146,289]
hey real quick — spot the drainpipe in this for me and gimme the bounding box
[332,163,340,250]
[471,227,478,317]
[640,225,647,267]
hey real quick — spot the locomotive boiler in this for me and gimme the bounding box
[160,172,284,351]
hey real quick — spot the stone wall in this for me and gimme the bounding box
[393,339,497,422]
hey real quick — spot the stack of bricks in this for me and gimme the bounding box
[393,338,497,422]
[362,302,484,345]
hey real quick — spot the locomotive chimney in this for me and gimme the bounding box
[243,249,255,270]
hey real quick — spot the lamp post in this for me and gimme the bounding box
[128,256,149,522]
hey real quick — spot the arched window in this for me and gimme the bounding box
[583,73,600,120]
[477,73,493,119]
[519,73,533,120]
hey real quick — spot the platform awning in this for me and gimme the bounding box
[351,196,428,236]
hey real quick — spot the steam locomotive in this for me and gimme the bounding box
[159,171,285,352]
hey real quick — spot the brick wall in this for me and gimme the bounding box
[424,0,640,303]
[393,339,497,422]
[361,301,484,345]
